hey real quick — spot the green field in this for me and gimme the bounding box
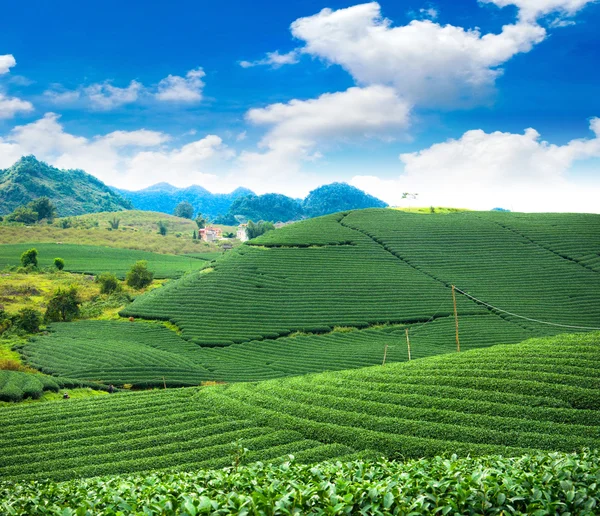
[2,450,598,515]
[0,243,211,278]
[1,332,599,481]
[121,210,600,347]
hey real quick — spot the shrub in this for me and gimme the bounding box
[108,217,120,230]
[9,207,38,224]
[45,286,81,322]
[28,197,56,221]
[20,248,38,268]
[59,218,72,229]
[157,221,168,236]
[54,258,65,270]
[174,201,194,219]
[195,214,206,229]
[126,261,154,290]
[96,272,121,294]
[12,308,42,333]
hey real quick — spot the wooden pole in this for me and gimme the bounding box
[382,344,388,366]
[452,285,460,353]
[405,328,411,361]
[163,376,167,389]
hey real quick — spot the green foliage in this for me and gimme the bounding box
[12,308,41,334]
[20,248,37,268]
[3,332,600,480]
[174,201,194,219]
[0,243,207,279]
[108,216,120,230]
[44,286,81,322]
[157,220,168,236]
[246,220,275,239]
[126,260,154,289]
[27,197,56,221]
[225,193,303,224]
[0,156,132,217]
[122,210,600,348]
[2,451,600,514]
[59,217,72,228]
[7,206,38,224]
[302,182,387,218]
[53,257,64,270]
[96,272,121,294]
[195,214,206,229]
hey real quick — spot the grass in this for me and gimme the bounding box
[392,206,471,214]
[0,210,239,255]
[1,332,599,481]
[0,243,211,279]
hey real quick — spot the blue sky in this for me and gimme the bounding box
[0,0,599,211]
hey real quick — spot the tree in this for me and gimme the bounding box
[192,230,197,240]
[108,217,120,230]
[13,308,41,333]
[28,197,56,221]
[195,214,206,229]
[174,201,194,219]
[96,272,121,294]
[54,257,65,270]
[8,207,39,224]
[20,248,38,268]
[246,220,275,239]
[126,260,154,289]
[157,220,168,236]
[45,286,81,322]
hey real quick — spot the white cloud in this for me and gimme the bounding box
[289,2,546,107]
[0,93,34,119]
[84,80,143,110]
[0,113,232,189]
[351,118,600,212]
[420,7,439,19]
[155,67,205,102]
[480,0,597,22]
[0,55,16,75]
[240,50,300,68]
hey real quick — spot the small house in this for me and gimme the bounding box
[199,226,223,242]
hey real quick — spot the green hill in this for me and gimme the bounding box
[2,332,600,481]
[0,156,132,217]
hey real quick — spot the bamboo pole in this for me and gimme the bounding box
[405,328,411,361]
[452,285,460,352]
[382,344,388,366]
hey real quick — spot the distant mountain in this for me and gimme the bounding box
[215,182,388,224]
[303,183,388,218]
[115,184,255,220]
[0,156,132,217]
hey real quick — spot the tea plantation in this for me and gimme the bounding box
[1,332,600,481]
[0,243,209,278]
[121,210,600,347]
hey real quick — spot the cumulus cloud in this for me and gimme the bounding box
[289,2,546,107]
[43,68,206,110]
[350,118,600,212]
[155,67,205,102]
[240,50,300,68]
[0,93,34,119]
[240,85,411,181]
[0,113,232,189]
[0,55,16,75]
[480,0,597,22]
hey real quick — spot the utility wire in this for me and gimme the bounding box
[453,286,600,331]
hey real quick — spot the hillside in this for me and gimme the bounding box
[2,332,600,480]
[115,183,254,219]
[215,182,389,223]
[0,156,132,217]
[122,210,600,348]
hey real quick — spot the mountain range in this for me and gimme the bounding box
[0,156,388,222]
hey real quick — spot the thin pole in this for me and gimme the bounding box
[452,285,460,352]
[382,344,388,366]
[405,328,411,361]
[163,376,167,389]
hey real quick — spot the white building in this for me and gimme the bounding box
[237,224,248,242]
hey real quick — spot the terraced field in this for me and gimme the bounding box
[0,243,209,278]
[122,210,600,348]
[21,315,533,386]
[2,332,599,481]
